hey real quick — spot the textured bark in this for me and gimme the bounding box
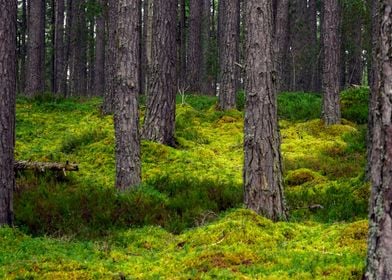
[142,0,177,146]
[308,0,321,92]
[218,0,240,110]
[94,0,106,96]
[178,0,186,89]
[69,0,87,96]
[365,1,392,279]
[187,0,203,93]
[18,0,28,94]
[244,0,287,221]
[114,0,141,190]
[54,0,65,94]
[201,0,212,94]
[25,0,45,97]
[274,0,290,92]
[347,19,363,86]
[0,0,16,226]
[322,0,341,125]
[102,0,117,113]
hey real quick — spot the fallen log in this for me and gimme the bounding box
[15,161,79,173]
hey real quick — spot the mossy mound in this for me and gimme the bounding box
[285,168,326,187]
[0,209,367,279]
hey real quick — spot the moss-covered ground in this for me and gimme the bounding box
[1,88,369,279]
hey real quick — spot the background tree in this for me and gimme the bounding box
[142,0,177,146]
[25,0,45,97]
[114,0,142,191]
[365,1,392,278]
[322,0,341,125]
[243,0,287,221]
[218,0,240,111]
[0,0,17,225]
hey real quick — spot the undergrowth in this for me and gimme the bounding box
[0,91,370,279]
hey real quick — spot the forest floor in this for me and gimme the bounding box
[1,89,369,279]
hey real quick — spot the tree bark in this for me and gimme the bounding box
[54,0,65,94]
[102,0,117,113]
[142,0,177,146]
[113,0,142,190]
[94,0,105,96]
[178,0,186,89]
[322,0,341,125]
[0,0,16,226]
[244,0,287,221]
[365,1,392,279]
[218,0,240,110]
[25,0,45,97]
[69,0,87,96]
[274,0,290,93]
[187,0,203,93]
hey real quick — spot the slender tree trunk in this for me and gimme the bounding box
[54,0,65,94]
[69,0,87,96]
[308,0,320,92]
[244,0,287,221]
[201,0,212,94]
[365,1,392,279]
[103,0,117,113]
[178,0,186,89]
[275,0,290,93]
[347,20,363,86]
[94,0,105,96]
[19,0,27,94]
[322,0,341,125]
[63,0,73,97]
[114,0,142,190]
[187,0,203,93]
[0,0,16,226]
[142,0,177,146]
[25,0,45,97]
[218,0,240,110]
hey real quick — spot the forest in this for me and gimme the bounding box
[0,0,391,279]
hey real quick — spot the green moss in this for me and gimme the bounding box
[7,93,370,278]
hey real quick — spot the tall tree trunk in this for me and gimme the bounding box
[94,0,105,96]
[201,0,212,94]
[365,1,392,279]
[244,0,287,221]
[178,0,186,89]
[322,0,341,125]
[103,0,117,113]
[308,0,320,92]
[142,0,177,146]
[69,0,87,96]
[114,0,142,190]
[25,0,45,97]
[347,19,363,86]
[54,0,65,94]
[218,0,240,110]
[275,0,290,92]
[63,0,73,97]
[187,0,203,93]
[0,0,16,226]
[87,17,95,96]
[19,0,28,94]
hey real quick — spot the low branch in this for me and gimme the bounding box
[15,161,79,173]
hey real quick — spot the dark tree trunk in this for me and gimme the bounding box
[69,0,87,96]
[218,0,240,110]
[365,1,392,279]
[103,0,117,113]
[93,0,105,96]
[201,0,212,94]
[274,0,290,92]
[63,0,73,97]
[347,19,363,86]
[25,0,45,97]
[244,0,287,221]
[114,0,142,190]
[322,0,341,125]
[187,0,203,93]
[142,0,177,146]
[308,0,320,92]
[19,0,28,94]
[54,0,65,94]
[87,18,95,96]
[178,0,186,89]
[0,0,16,226]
